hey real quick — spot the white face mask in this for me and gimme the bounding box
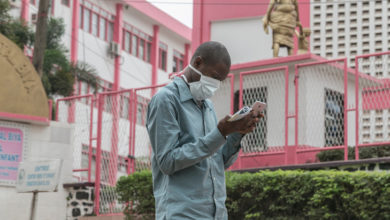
[187,64,221,101]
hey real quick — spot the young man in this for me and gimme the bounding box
[146,41,262,219]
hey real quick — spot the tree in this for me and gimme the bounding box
[42,18,99,97]
[0,1,99,99]
[32,0,50,77]
[0,1,34,49]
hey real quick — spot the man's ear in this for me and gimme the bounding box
[193,56,203,68]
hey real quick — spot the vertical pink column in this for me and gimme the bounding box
[183,43,191,67]
[67,0,80,123]
[71,0,80,63]
[113,4,123,91]
[343,60,348,160]
[191,0,203,53]
[151,25,160,96]
[20,0,29,23]
[94,95,104,215]
[354,58,360,160]
[109,3,123,186]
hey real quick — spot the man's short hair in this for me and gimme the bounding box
[191,41,231,68]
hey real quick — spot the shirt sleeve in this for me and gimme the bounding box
[146,91,227,175]
[221,132,243,169]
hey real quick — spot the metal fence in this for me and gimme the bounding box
[210,73,234,120]
[55,52,390,216]
[294,59,349,163]
[56,94,95,182]
[92,84,165,215]
[355,52,390,159]
[230,67,288,170]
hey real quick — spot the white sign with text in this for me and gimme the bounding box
[16,159,62,192]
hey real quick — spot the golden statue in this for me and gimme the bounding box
[295,24,311,55]
[263,0,300,57]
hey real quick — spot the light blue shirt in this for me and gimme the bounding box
[146,77,243,220]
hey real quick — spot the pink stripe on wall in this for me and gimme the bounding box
[21,0,29,22]
[184,43,191,67]
[71,0,80,63]
[113,4,123,91]
[123,0,191,41]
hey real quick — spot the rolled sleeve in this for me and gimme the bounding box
[221,132,243,169]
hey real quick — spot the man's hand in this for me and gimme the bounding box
[217,111,264,137]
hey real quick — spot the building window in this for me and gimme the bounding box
[61,0,70,7]
[234,87,268,153]
[173,50,184,72]
[82,6,90,32]
[99,17,106,40]
[123,24,152,63]
[80,1,114,42]
[107,22,114,42]
[91,13,98,36]
[123,31,131,52]
[324,88,344,147]
[139,39,145,59]
[131,34,138,55]
[146,42,152,63]
[159,42,168,71]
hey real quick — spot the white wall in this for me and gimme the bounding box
[77,31,115,83]
[210,16,288,65]
[0,121,74,220]
[159,27,187,80]
[120,53,152,89]
[53,0,73,51]
[298,67,360,147]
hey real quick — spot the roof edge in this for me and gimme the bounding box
[123,0,192,41]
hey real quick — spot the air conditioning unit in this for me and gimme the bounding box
[31,13,37,23]
[109,42,121,57]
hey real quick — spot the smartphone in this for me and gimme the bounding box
[227,101,266,122]
[228,106,251,122]
[251,101,266,116]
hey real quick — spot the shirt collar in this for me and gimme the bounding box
[173,77,212,109]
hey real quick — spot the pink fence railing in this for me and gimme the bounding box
[56,94,96,182]
[230,67,289,169]
[92,84,166,215]
[354,51,390,159]
[55,52,390,215]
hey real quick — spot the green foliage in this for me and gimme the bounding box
[41,18,99,97]
[317,145,390,162]
[0,1,34,49]
[116,171,155,217]
[70,62,99,93]
[116,170,390,220]
[0,1,98,98]
[46,18,66,50]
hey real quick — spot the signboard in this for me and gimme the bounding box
[0,121,28,185]
[16,159,62,192]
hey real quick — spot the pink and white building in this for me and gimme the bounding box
[15,0,191,93]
